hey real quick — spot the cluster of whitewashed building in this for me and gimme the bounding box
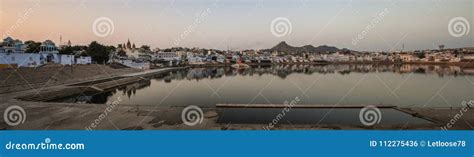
[111,46,474,68]
[0,37,91,68]
[269,49,474,63]
[110,39,474,69]
[111,40,213,68]
[108,39,151,70]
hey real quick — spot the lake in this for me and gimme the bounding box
[56,64,474,108]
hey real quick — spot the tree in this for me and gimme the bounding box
[453,49,460,57]
[415,53,425,59]
[59,46,74,55]
[69,45,88,56]
[72,45,87,51]
[87,41,110,63]
[140,45,151,51]
[117,49,126,56]
[24,40,41,53]
[107,45,116,53]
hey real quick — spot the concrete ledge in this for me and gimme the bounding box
[216,104,396,108]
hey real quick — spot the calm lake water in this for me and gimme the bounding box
[58,64,474,107]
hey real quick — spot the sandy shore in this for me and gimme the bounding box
[0,64,141,94]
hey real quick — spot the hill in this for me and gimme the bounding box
[267,41,344,54]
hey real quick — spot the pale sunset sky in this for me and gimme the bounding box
[0,0,472,51]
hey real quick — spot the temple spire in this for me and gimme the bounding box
[126,39,131,49]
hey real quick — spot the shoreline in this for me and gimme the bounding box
[183,61,474,68]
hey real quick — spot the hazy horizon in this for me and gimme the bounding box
[1,0,472,51]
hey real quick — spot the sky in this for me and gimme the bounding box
[0,0,472,51]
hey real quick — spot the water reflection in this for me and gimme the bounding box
[55,80,151,104]
[53,64,474,107]
[160,64,472,82]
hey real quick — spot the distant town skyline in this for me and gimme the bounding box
[1,0,472,51]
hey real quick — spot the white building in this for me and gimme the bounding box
[118,48,140,59]
[187,55,205,65]
[0,38,92,68]
[399,53,417,62]
[0,53,42,67]
[461,47,474,61]
[59,54,75,65]
[114,59,150,70]
[0,37,25,53]
[216,54,225,63]
[175,51,187,59]
[38,40,60,63]
[152,51,180,61]
[0,37,39,68]
[76,56,92,64]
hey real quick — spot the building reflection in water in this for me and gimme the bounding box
[52,64,473,104]
[160,64,472,82]
[53,79,152,104]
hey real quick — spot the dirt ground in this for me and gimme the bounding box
[0,64,140,94]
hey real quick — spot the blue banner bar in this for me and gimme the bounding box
[1,131,473,157]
